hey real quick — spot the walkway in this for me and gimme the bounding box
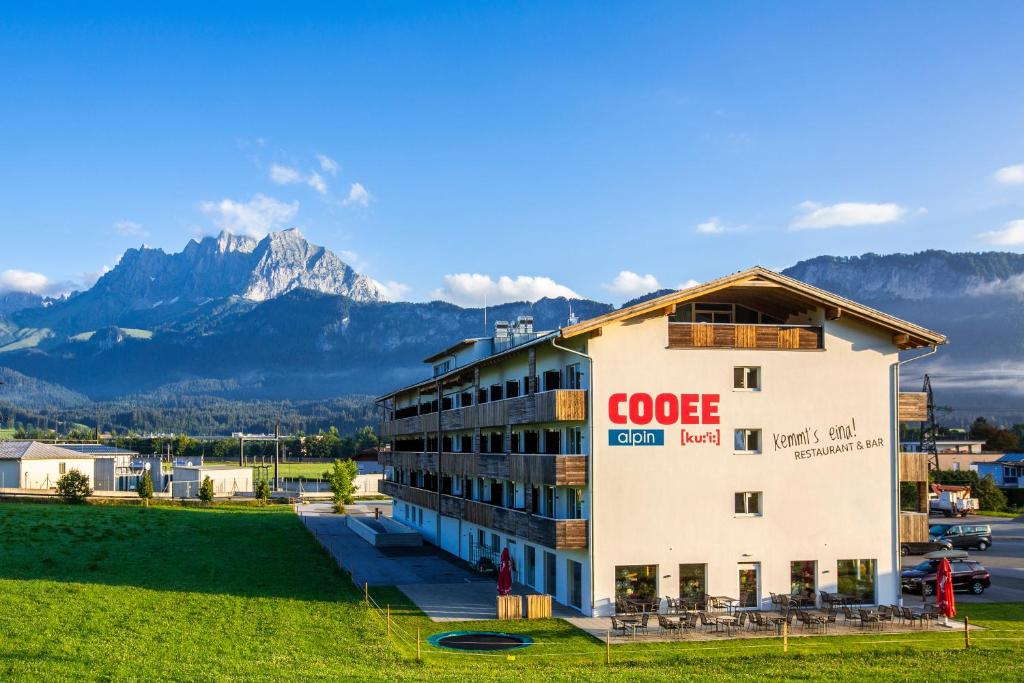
[298,502,575,621]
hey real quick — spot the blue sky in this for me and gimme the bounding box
[2,2,1024,305]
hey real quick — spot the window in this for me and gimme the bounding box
[490,384,503,402]
[542,370,561,391]
[59,463,67,475]
[790,561,816,600]
[566,488,583,519]
[678,564,707,601]
[505,379,520,398]
[615,565,658,602]
[734,429,762,453]
[433,359,451,377]
[565,363,582,389]
[566,427,583,455]
[524,545,537,587]
[734,491,762,515]
[738,563,760,608]
[733,366,761,390]
[837,559,876,604]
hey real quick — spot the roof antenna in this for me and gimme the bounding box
[483,292,487,336]
[567,300,578,326]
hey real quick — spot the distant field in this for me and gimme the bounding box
[0,502,1020,681]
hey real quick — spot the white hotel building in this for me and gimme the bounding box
[376,267,944,616]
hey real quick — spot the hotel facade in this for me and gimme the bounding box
[376,268,945,616]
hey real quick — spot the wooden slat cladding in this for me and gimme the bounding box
[899,392,928,422]
[667,323,823,350]
[461,499,588,550]
[899,511,929,543]
[382,390,587,436]
[385,451,588,487]
[378,480,437,510]
[899,452,929,482]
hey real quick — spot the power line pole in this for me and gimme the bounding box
[920,374,939,473]
[274,422,281,491]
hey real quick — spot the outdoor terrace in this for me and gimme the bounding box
[380,450,588,487]
[668,322,824,350]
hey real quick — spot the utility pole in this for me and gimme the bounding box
[274,422,281,491]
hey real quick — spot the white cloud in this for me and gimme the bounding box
[343,182,373,207]
[602,271,660,298]
[0,269,70,296]
[78,265,112,289]
[968,273,1024,297]
[695,216,745,235]
[977,218,1024,246]
[994,164,1024,185]
[200,194,299,238]
[269,163,303,185]
[676,279,700,290]
[431,274,580,307]
[790,201,908,230]
[316,153,339,176]
[372,279,411,301]
[307,171,327,195]
[113,220,147,237]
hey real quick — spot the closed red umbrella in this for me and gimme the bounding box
[936,557,956,618]
[497,547,513,596]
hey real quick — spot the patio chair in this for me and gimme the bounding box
[919,606,940,628]
[750,611,769,632]
[878,605,894,626]
[658,614,680,637]
[900,606,925,628]
[638,612,651,635]
[819,590,833,607]
[666,596,679,614]
[610,616,628,637]
[769,592,782,610]
[735,611,747,631]
[681,611,698,632]
[887,605,904,625]
[698,611,719,632]
[858,609,882,631]
[841,605,858,623]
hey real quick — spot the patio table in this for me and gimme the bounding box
[716,615,738,634]
[712,596,739,613]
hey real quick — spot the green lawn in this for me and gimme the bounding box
[0,502,1021,681]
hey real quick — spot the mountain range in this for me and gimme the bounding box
[1,233,1022,425]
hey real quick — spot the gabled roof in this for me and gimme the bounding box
[0,441,109,460]
[423,338,486,364]
[559,266,946,349]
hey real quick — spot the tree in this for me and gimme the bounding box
[198,476,215,504]
[986,429,1020,453]
[55,470,92,503]
[254,477,271,505]
[136,470,154,505]
[969,417,996,442]
[976,474,1008,512]
[324,459,358,513]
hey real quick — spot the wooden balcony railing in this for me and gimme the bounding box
[668,323,823,350]
[899,452,929,482]
[899,511,929,543]
[380,389,587,437]
[898,392,928,422]
[379,450,588,487]
[456,497,587,550]
[378,480,437,510]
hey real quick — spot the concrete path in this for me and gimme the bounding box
[297,503,576,621]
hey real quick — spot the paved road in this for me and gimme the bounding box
[901,514,1024,603]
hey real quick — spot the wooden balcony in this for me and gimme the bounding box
[899,452,929,482]
[378,480,437,510]
[898,392,928,422]
[668,323,823,350]
[380,450,588,487]
[456,497,588,550]
[380,389,587,437]
[899,511,929,543]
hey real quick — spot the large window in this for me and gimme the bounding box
[568,560,583,609]
[837,559,877,604]
[734,491,762,515]
[733,429,762,453]
[738,563,760,608]
[733,366,761,390]
[790,560,817,601]
[679,564,707,601]
[615,565,658,602]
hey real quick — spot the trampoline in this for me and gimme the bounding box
[427,631,533,652]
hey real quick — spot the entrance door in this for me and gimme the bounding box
[568,559,582,609]
[524,545,536,588]
[544,551,557,596]
[738,562,760,608]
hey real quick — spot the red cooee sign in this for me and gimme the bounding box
[608,392,720,425]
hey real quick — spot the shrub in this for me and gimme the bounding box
[198,476,215,504]
[976,474,1008,512]
[136,470,154,505]
[254,478,271,505]
[55,470,92,503]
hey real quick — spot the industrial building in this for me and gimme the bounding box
[375,267,946,616]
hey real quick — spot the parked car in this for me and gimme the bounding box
[901,538,953,556]
[929,523,993,551]
[901,556,991,596]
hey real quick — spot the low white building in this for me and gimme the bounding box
[172,465,252,498]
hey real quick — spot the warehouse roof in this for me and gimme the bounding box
[0,441,116,460]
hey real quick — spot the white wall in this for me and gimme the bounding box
[587,313,900,615]
[20,459,97,490]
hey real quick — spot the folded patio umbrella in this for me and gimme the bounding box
[497,547,513,596]
[936,557,956,618]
